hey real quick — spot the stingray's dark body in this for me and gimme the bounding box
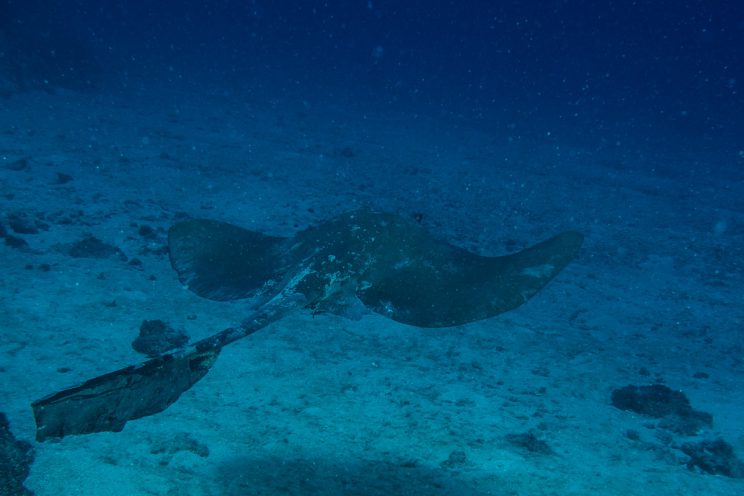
[32,209,583,441]
[169,210,584,328]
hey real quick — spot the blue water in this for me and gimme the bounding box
[1,1,743,495]
[5,1,743,151]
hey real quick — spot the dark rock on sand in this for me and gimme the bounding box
[149,432,209,459]
[7,212,48,234]
[681,438,744,478]
[57,235,126,260]
[505,431,554,456]
[440,450,467,468]
[3,157,30,171]
[137,224,159,240]
[52,172,73,185]
[132,319,189,357]
[0,412,34,495]
[0,223,31,251]
[611,384,712,435]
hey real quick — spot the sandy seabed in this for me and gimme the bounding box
[1,84,743,495]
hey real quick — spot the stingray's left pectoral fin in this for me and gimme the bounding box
[168,219,290,301]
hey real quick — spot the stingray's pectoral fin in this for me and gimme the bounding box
[357,230,584,328]
[492,229,585,302]
[168,219,289,301]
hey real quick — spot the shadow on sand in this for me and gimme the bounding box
[215,454,495,496]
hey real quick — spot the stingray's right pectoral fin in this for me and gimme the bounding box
[357,229,584,328]
[168,219,289,301]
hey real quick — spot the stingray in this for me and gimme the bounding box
[32,210,583,441]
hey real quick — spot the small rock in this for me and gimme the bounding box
[440,450,467,468]
[59,235,125,259]
[138,225,158,239]
[505,431,554,456]
[132,319,189,356]
[53,172,73,184]
[0,412,34,495]
[0,223,30,251]
[4,157,29,171]
[681,438,744,478]
[150,432,209,458]
[611,384,712,435]
[625,429,641,441]
[7,213,44,234]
